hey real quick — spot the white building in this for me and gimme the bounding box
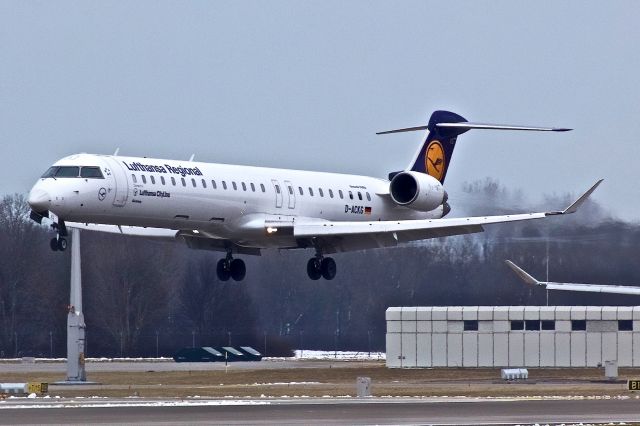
[386,306,640,368]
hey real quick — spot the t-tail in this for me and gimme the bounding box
[378,110,571,184]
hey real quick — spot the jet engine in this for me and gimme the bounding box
[389,171,446,212]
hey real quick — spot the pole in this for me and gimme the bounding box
[65,228,87,382]
[227,331,231,346]
[155,330,159,358]
[14,332,17,358]
[192,330,195,348]
[50,331,53,358]
[263,331,267,357]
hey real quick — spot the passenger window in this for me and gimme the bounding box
[161,176,165,185]
[329,189,333,198]
[358,192,362,201]
[275,185,280,194]
[191,178,196,187]
[181,178,186,187]
[366,192,371,201]
[242,182,247,191]
[212,180,217,189]
[80,167,104,178]
[232,182,237,190]
[142,175,147,184]
[132,174,137,183]
[260,183,265,192]
[250,183,255,192]
[202,179,207,188]
[150,176,155,184]
[309,187,314,196]
[349,191,354,200]
[54,166,80,178]
[319,188,324,197]
[339,190,343,199]
[222,181,227,190]
[299,187,304,195]
[288,186,293,195]
[171,177,176,186]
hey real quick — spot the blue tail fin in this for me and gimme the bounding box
[378,110,571,184]
[407,110,468,183]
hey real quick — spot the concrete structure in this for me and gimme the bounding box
[386,306,640,368]
[55,229,96,385]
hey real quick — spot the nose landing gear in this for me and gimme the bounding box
[216,252,246,282]
[50,220,68,252]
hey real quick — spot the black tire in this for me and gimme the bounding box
[307,258,322,280]
[50,238,59,252]
[57,237,68,251]
[321,257,337,280]
[216,258,231,281]
[230,259,246,281]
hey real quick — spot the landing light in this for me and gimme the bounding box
[267,227,278,234]
[192,230,200,234]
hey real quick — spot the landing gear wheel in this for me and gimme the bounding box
[230,259,246,281]
[321,257,337,280]
[57,237,68,251]
[216,258,231,281]
[307,258,322,280]
[50,238,59,252]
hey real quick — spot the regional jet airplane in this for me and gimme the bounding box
[27,110,601,282]
[506,260,640,295]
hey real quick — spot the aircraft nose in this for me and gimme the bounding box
[28,188,51,212]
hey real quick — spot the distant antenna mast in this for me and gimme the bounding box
[546,239,549,306]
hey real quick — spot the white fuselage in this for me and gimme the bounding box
[29,153,443,249]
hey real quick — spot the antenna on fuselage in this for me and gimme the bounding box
[113,147,120,156]
[188,154,195,162]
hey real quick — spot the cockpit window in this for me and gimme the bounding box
[41,167,59,178]
[80,167,104,179]
[55,166,80,178]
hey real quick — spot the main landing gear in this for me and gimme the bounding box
[216,253,246,282]
[50,220,68,252]
[306,255,337,281]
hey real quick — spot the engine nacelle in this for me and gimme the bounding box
[389,171,445,212]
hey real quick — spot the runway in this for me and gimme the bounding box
[1,397,640,425]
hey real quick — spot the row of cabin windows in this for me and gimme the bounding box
[130,174,372,201]
[298,186,371,201]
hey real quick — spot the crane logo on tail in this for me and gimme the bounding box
[425,140,445,181]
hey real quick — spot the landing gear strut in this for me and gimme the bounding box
[307,254,337,280]
[216,253,246,282]
[50,220,68,252]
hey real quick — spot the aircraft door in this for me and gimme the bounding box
[271,179,283,208]
[284,180,295,209]
[102,157,129,206]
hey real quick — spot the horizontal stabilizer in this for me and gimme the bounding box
[506,260,640,295]
[436,122,571,132]
[377,122,571,135]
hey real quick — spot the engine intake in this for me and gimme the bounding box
[389,171,445,212]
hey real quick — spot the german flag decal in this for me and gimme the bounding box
[364,206,372,215]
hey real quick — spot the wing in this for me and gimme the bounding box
[294,180,602,253]
[505,260,640,295]
[65,223,261,255]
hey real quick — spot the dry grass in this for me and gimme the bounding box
[2,361,639,399]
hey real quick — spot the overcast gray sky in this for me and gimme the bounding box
[2,1,639,220]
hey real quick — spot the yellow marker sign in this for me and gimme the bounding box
[628,379,640,391]
[425,140,445,181]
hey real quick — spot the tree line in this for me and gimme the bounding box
[0,180,635,358]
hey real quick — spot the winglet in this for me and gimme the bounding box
[545,179,603,216]
[505,260,542,286]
